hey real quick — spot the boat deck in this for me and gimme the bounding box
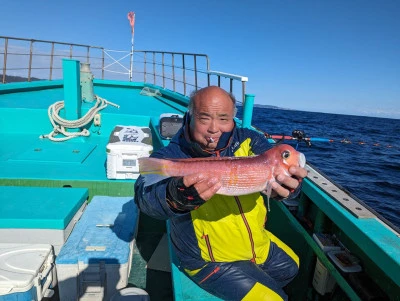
[1,76,400,300]
[0,80,187,184]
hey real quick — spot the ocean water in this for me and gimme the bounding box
[237,107,400,229]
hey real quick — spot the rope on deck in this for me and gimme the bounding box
[40,96,119,142]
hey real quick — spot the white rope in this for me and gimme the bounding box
[40,95,119,142]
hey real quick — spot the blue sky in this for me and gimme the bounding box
[1,0,399,118]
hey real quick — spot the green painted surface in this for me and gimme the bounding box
[0,179,134,201]
[267,199,362,301]
[242,93,255,128]
[302,178,400,288]
[62,59,81,121]
[0,186,88,229]
[11,142,97,163]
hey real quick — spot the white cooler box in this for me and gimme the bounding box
[0,243,55,301]
[56,196,139,301]
[106,125,153,179]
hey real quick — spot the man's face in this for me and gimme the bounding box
[189,89,235,151]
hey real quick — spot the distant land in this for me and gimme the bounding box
[237,103,288,110]
[0,74,41,83]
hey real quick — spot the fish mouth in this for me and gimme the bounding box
[299,153,306,167]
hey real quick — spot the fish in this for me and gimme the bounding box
[138,144,306,201]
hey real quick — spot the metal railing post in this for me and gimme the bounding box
[144,51,147,82]
[172,53,175,92]
[101,49,105,79]
[242,81,246,104]
[153,52,156,84]
[194,55,198,91]
[162,52,165,88]
[49,42,54,80]
[28,40,34,81]
[182,54,186,95]
[2,38,8,83]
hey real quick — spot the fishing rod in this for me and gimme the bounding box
[265,130,333,148]
[267,130,333,144]
[268,136,333,143]
[264,130,397,149]
[250,124,330,147]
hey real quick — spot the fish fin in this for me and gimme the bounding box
[138,157,171,187]
[261,181,274,212]
[141,174,170,187]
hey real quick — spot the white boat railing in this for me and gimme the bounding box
[0,36,248,102]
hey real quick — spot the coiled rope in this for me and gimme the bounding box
[40,95,119,142]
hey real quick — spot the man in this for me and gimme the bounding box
[134,86,308,300]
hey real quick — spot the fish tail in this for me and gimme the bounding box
[138,157,172,187]
[138,157,170,176]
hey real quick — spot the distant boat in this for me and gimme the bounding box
[0,35,398,301]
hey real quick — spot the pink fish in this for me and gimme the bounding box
[139,144,306,199]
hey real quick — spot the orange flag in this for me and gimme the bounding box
[127,12,135,33]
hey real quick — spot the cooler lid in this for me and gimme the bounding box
[0,243,52,294]
[108,126,152,146]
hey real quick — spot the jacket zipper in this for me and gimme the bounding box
[202,234,215,262]
[234,196,257,262]
[199,266,220,284]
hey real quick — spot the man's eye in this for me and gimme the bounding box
[199,118,211,124]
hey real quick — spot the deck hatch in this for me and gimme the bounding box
[9,143,97,164]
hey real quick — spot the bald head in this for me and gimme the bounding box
[188,86,237,117]
[187,86,237,151]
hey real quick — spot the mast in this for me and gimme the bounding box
[127,11,136,82]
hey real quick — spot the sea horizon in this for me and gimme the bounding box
[245,103,400,120]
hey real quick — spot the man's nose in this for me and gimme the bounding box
[208,119,218,132]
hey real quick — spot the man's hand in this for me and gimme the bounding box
[166,173,222,212]
[182,173,222,201]
[271,166,308,199]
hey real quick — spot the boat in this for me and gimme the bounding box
[0,35,399,301]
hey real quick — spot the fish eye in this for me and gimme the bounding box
[282,150,290,159]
